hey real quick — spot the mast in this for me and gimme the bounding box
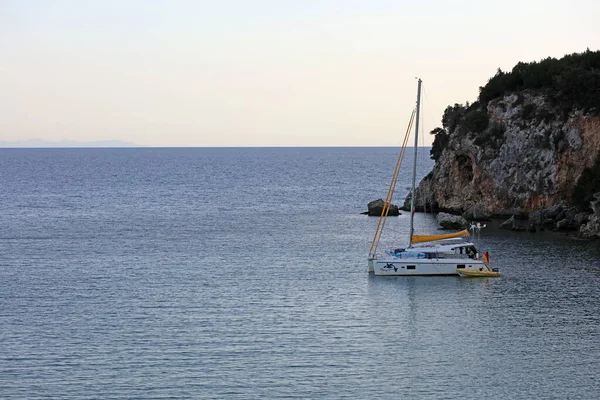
[408,78,422,248]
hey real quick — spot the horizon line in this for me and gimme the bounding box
[0,145,433,149]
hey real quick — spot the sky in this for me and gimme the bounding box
[1,0,599,147]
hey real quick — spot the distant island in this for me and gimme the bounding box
[410,49,600,239]
[0,139,142,148]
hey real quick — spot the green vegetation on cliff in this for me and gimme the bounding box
[429,127,449,161]
[430,49,600,161]
[478,49,600,112]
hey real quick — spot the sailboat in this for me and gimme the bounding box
[367,79,499,277]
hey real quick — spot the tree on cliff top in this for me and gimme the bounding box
[429,127,449,161]
[430,50,600,160]
[478,49,600,113]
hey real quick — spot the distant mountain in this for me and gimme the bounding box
[0,139,143,148]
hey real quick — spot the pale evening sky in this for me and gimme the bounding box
[1,0,599,147]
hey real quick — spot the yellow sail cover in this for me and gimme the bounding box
[412,229,469,244]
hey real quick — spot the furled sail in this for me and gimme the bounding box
[411,229,469,244]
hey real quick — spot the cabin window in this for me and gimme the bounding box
[457,264,466,269]
[407,265,416,270]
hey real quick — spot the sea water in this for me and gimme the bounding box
[1,147,599,399]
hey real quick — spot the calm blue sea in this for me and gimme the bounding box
[1,147,599,399]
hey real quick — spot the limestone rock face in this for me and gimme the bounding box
[414,91,600,219]
[436,212,467,229]
[462,202,492,221]
[527,203,581,230]
[366,199,400,216]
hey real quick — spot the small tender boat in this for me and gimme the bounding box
[456,268,500,278]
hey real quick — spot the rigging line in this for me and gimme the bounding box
[369,109,414,256]
[374,127,411,254]
[373,126,412,256]
[369,109,415,256]
[369,110,414,256]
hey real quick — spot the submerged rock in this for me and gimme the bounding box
[500,215,526,231]
[500,215,528,231]
[546,204,565,220]
[555,219,571,231]
[528,210,547,226]
[541,218,555,227]
[580,219,600,238]
[573,212,591,225]
[500,215,517,230]
[366,199,400,216]
[436,212,467,229]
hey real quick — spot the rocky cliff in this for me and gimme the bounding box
[413,51,600,238]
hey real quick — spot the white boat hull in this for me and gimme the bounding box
[367,258,374,273]
[372,258,486,276]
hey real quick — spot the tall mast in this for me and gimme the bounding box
[408,78,422,248]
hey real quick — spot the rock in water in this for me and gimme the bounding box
[573,212,591,225]
[436,212,467,229]
[580,218,600,238]
[580,193,600,239]
[546,204,565,220]
[555,219,571,231]
[366,199,400,216]
[499,215,517,230]
[528,210,547,226]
